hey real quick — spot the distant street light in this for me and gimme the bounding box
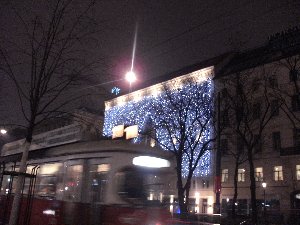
[125,71,136,93]
[1,129,7,135]
[262,182,267,217]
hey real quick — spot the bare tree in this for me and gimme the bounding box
[142,78,217,217]
[275,55,300,125]
[0,1,101,224]
[220,68,281,223]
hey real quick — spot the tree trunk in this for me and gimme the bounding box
[176,156,188,218]
[8,140,31,225]
[185,176,192,214]
[232,160,239,220]
[248,150,257,224]
[177,183,187,218]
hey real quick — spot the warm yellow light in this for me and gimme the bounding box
[125,71,136,83]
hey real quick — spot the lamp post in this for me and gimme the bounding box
[262,182,267,217]
[125,71,136,93]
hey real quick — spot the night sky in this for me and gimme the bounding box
[0,0,299,128]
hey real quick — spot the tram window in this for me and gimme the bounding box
[35,163,62,198]
[88,164,110,203]
[144,174,165,202]
[0,166,19,194]
[117,167,172,205]
[117,169,147,202]
[0,175,14,195]
[63,164,83,202]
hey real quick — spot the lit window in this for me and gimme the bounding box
[222,169,228,183]
[274,166,283,181]
[238,169,245,182]
[255,167,263,181]
[296,165,300,181]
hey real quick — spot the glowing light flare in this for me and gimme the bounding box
[43,209,55,216]
[132,156,170,168]
[125,71,137,83]
[0,129,7,134]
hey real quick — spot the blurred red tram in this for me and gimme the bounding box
[0,140,176,225]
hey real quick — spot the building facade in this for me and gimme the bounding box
[103,30,300,217]
[215,40,300,217]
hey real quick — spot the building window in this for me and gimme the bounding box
[294,129,300,147]
[296,165,300,181]
[221,88,228,98]
[255,167,263,181]
[202,180,209,188]
[291,94,300,111]
[222,169,229,183]
[238,169,245,182]
[192,180,196,189]
[221,110,230,127]
[272,132,281,151]
[289,69,299,81]
[274,166,283,181]
[252,102,261,119]
[251,79,260,91]
[237,137,244,153]
[269,76,278,88]
[254,135,262,153]
[271,100,279,116]
[221,139,228,155]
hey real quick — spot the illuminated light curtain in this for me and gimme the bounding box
[103,79,214,177]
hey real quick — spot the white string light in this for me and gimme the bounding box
[103,79,214,177]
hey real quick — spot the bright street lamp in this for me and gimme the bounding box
[262,182,267,217]
[0,129,7,135]
[125,71,136,83]
[125,71,136,93]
